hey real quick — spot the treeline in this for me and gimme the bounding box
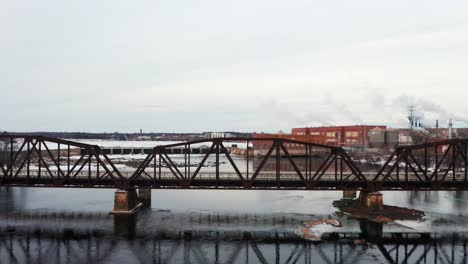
[3,131,253,140]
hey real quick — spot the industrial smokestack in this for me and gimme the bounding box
[448,119,453,139]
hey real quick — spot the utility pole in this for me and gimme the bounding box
[407,105,421,129]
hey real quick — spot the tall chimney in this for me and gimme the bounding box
[448,119,453,139]
[436,120,439,138]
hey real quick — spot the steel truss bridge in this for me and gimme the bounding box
[1,134,467,191]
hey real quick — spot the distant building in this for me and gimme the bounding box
[426,128,468,140]
[204,132,234,139]
[252,133,326,148]
[368,128,399,149]
[394,128,430,145]
[251,133,327,156]
[135,135,152,141]
[291,125,386,148]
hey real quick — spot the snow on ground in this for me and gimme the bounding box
[30,139,249,151]
[393,219,431,232]
[71,139,250,149]
[72,139,182,148]
[308,223,342,237]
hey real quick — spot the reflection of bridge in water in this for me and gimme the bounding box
[0,211,467,263]
[0,227,466,263]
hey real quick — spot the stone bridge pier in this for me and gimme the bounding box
[341,189,384,210]
[111,189,152,236]
[358,191,384,211]
[111,188,152,215]
[111,190,141,215]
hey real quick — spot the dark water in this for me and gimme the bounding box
[1,188,468,263]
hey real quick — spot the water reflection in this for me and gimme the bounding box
[1,187,468,263]
[1,226,467,263]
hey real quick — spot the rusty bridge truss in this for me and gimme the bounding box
[1,134,467,191]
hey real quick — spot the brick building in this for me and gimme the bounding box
[291,125,386,147]
[251,133,327,156]
[252,133,326,147]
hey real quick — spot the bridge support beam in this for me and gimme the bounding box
[343,190,357,199]
[359,191,384,211]
[138,189,151,208]
[111,190,141,215]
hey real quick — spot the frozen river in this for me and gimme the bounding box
[1,187,468,263]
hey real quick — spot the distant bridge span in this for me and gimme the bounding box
[0,134,467,191]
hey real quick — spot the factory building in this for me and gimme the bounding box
[368,128,400,149]
[251,133,327,156]
[252,133,326,147]
[291,125,386,148]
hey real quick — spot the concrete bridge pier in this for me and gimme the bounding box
[359,191,384,211]
[111,190,142,215]
[138,189,152,208]
[111,189,148,236]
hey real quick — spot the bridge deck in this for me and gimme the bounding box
[3,171,468,190]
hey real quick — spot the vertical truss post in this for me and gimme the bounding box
[153,153,156,180]
[405,152,409,186]
[435,145,438,182]
[96,154,100,179]
[424,147,428,180]
[158,149,162,180]
[188,145,191,179]
[38,141,42,178]
[396,150,400,182]
[308,145,312,181]
[453,144,456,181]
[67,145,70,175]
[88,154,92,182]
[184,144,188,179]
[216,141,219,188]
[276,141,280,187]
[9,137,13,178]
[334,150,338,182]
[27,140,30,182]
[246,140,249,180]
[340,152,344,182]
[58,143,61,174]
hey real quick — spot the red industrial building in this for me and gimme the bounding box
[291,125,386,147]
[252,133,326,147]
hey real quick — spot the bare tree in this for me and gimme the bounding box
[0,135,22,174]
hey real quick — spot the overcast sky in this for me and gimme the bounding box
[1,0,468,133]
